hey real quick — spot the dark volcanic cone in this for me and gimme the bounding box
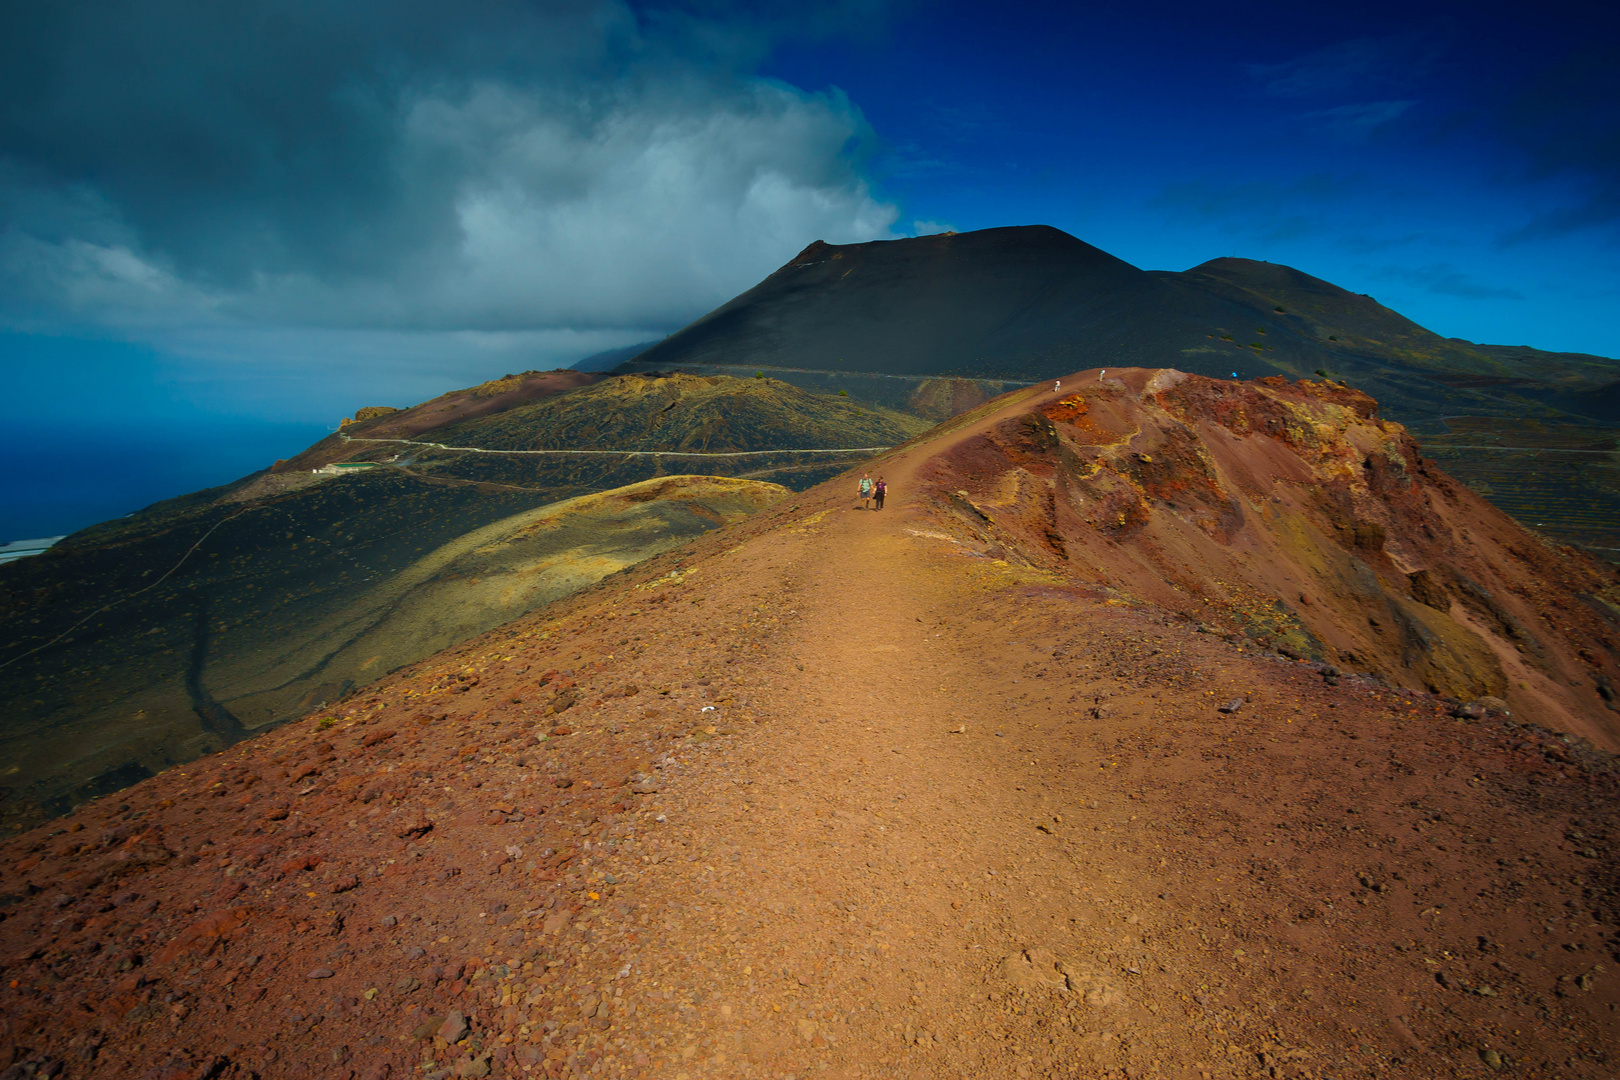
[628,225,1244,381]
[622,226,1620,428]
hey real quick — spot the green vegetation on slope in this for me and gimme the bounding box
[0,472,787,836]
[432,372,933,452]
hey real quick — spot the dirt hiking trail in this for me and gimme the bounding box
[2,381,1618,1080]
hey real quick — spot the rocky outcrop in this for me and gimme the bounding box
[923,368,1620,747]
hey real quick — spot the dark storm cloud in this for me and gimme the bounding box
[0,1,900,339]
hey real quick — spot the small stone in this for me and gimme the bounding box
[1480,1048,1505,1071]
[555,777,574,789]
[330,874,360,894]
[439,1010,469,1043]
[307,967,335,979]
[1217,699,1243,714]
[396,815,433,839]
[380,915,397,927]
[404,946,427,959]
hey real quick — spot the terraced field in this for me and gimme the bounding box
[1410,416,1620,560]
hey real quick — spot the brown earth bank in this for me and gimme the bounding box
[2,372,1618,1080]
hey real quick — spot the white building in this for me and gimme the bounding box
[0,536,65,566]
[313,461,382,476]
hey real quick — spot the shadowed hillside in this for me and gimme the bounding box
[299,372,932,501]
[626,226,1246,381]
[430,372,930,453]
[0,372,917,835]
[0,474,787,836]
[1178,258,1620,424]
[625,227,1620,425]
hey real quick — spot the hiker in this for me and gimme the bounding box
[873,477,887,510]
[1053,379,1060,392]
[858,472,874,509]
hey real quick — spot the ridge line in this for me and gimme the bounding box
[337,434,894,457]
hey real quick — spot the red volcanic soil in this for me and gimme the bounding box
[2,372,1617,1080]
[275,371,603,472]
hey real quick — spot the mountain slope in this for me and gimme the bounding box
[430,372,931,453]
[918,368,1620,743]
[0,474,786,836]
[305,372,933,501]
[619,225,1620,425]
[3,371,914,836]
[1177,257,1620,421]
[627,225,1251,380]
[616,227,1620,560]
[1,368,1615,1080]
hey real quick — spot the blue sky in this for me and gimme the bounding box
[2,0,1616,538]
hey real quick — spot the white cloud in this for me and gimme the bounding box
[409,78,897,330]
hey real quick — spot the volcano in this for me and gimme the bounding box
[619,225,1620,559]
[622,225,1620,427]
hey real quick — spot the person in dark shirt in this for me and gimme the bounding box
[873,477,887,510]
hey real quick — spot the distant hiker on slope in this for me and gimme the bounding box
[873,477,887,510]
[858,472,874,509]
